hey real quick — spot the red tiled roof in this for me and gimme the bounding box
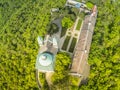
[71,11,97,75]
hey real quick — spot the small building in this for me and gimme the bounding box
[66,0,86,8]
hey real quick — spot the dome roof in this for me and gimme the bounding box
[38,52,53,66]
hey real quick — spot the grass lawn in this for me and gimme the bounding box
[62,36,71,50]
[76,19,82,30]
[69,37,77,53]
[79,12,85,19]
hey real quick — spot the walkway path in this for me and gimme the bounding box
[52,18,63,48]
[46,72,54,86]
[36,70,42,89]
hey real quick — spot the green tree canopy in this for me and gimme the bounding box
[62,17,74,29]
[47,23,59,35]
[51,52,71,89]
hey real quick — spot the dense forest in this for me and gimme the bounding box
[81,0,120,90]
[0,0,120,90]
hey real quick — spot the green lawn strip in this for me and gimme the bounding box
[79,12,85,19]
[69,37,77,53]
[61,27,67,37]
[62,36,71,50]
[86,2,94,9]
[76,19,82,30]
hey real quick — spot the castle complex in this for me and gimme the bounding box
[35,0,97,88]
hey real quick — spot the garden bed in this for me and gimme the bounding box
[62,36,71,50]
[69,37,77,52]
[76,19,82,30]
